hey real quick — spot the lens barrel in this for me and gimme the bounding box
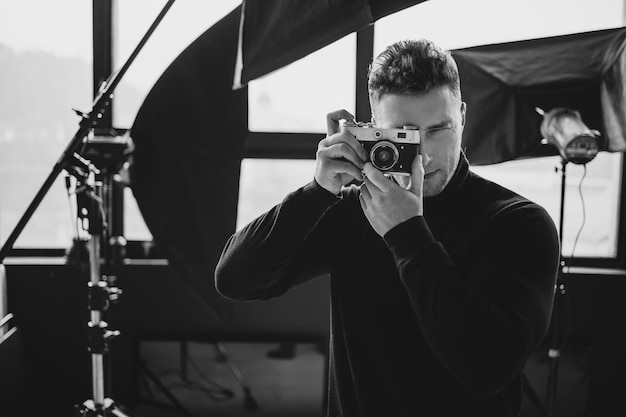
[370,141,399,171]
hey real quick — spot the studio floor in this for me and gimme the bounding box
[129,342,591,417]
[133,342,326,417]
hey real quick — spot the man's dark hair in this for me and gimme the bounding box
[368,39,461,102]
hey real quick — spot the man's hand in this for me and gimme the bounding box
[359,156,425,237]
[315,110,368,195]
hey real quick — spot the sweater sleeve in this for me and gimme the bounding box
[215,180,339,301]
[383,202,560,399]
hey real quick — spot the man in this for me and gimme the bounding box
[215,39,560,416]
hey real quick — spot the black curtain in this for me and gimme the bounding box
[129,7,247,324]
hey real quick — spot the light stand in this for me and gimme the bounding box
[537,107,600,417]
[32,134,136,416]
[545,157,568,417]
[70,135,133,417]
[0,1,176,415]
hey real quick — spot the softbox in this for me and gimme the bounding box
[453,27,626,164]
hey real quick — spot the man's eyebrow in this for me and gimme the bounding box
[424,120,453,130]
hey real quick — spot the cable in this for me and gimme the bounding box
[154,347,235,402]
[566,164,588,274]
[145,343,258,411]
[186,348,235,399]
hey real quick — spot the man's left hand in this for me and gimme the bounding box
[359,156,424,237]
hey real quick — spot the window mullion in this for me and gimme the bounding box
[93,0,125,239]
[355,24,374,123]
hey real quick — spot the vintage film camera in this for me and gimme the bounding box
[341,121,420,175]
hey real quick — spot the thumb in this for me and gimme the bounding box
[410,154,425,196]
[326,109,355,135]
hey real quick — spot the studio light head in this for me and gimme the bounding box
[539,107,600,165]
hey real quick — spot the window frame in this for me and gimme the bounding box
[10,5,624,270]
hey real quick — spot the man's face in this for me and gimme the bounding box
[371,86,466,197]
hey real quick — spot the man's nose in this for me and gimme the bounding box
[420,144,432,168]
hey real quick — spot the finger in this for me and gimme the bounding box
[359,188,369,213]
[411,154,425,178]
[326,109,355,135]
[320,157,364,181]
[319,132,368,163]
[317,142,365,170]
[360,183,371,201]
[361,176,385,201]
[362,163,393,193]
[410,154,425,195]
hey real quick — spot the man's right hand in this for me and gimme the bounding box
[314,109,368,195]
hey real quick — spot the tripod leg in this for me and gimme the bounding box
[104,400,141,417]
[75,399,138,417]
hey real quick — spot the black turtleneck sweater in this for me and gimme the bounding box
[215,155,560,416]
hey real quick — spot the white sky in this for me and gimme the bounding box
[1,0,623,90]
[376,0,625,52]
[0,0,92,60]
[1,0,624,128]
[0,0,240,88]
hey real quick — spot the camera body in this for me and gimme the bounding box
[341,121,420,175]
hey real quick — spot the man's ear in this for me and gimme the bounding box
[460,102,467,127]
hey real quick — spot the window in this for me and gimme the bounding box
[237,159,317,230]
[124,187,152,241]
[0,1,92,248]
[472,153,622,258]
[3,1,624,263]
[248,34,356,133]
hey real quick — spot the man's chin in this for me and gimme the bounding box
[423,187,439,198]
[423,173,447,197]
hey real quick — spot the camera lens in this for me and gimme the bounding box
[370,141,399,171]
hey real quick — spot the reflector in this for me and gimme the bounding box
[234,0,425,88]
[129,7,247,324]
[540,107,600,164]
